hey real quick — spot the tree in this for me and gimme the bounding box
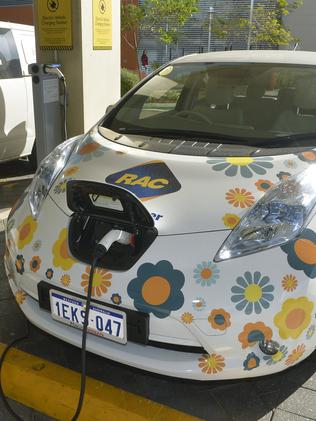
[121,3,145,75]
[213,0,303,48]
[142,0,199,48]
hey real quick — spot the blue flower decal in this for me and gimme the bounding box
[277,171,291,181]
[281,229,316,278]
[111,293,122,306]
[231,271,274,315]
[193,261,219,287]
[15,255,25,275]
[127,260,185,318]
[70,139,109,164]
[207,157,273,178]
[263,345,288,365]
[192,297,206,312]
[243,352,260,371]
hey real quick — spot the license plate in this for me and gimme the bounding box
[49,290,127,344]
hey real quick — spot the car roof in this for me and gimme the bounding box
[172,50,316,66]
[0,21,34,32]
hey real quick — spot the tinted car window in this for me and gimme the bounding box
[0,29,22,79]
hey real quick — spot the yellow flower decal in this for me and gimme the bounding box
[17,216,37,250]
[222,213,240,229]
[274,297,314,339]
[81,266,112,297]
[181,312,194,324]
[15,289,26,305]
[60,274,71,287]
[52,228,76,271]
[198,353,225,374]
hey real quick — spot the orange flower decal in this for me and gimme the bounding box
[78,141,100,155]
[208,309,231,331]
[30,256,41,273]
[81,266,112,297]
[238,322,272,349]
[181,312,194,324]
[281,275,298,292]
[63,166,79,177]
[285,344,305,366]
[225,188,255,208]
[222,213,240,229]
[255,179,274,192]
[17,215,37,250]
[198,353,225,374]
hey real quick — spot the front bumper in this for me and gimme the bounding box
[4,193,316,380]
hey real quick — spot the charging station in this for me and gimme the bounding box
[28,63,65,165]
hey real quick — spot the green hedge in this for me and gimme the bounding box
[121,68,140,96]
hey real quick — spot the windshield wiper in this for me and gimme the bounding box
[249,132,316,148]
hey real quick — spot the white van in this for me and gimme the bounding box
[0,21,36,165]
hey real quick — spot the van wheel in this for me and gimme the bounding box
[29,142,37,171]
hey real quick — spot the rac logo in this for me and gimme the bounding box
[105,161,181,200]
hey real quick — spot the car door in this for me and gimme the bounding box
[0,28,28,161]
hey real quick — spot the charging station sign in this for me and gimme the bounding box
[93,0,112,50]
[105,161,181,201]
[37,0,73,50]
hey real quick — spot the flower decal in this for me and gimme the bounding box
[60,274,71,287]
[231,271,274,315]
[225,188,255,208]
[53,179,71,194]
[263,345,288,365]
[297,150,316,163]
[52,228,76,271]
[30,256,41,273]
[81,266,112,297]
[15,290,26,305]
[45,268,54,280]
[181,312,194,324]
[307,324,315,340]
[243,352,260,371]
[208,309,231,331]
[192,297,206,312]
[281,229,316,278]
[222,213,240,229]
[281,274,298,292]
[277,171,291,181]
[63,166,79,177]
[111,293,122,306]
[32,240,42,252]
[285,344,305,366]
[238,322,272,349]
[193,261,219,287]
[274,297,313,339]
[255,179,274,192]
[15,255,25,275]
[284,159,298,169]
[127,261,184,318]
[198,353,225,375]
[71,139,109,163]
[17,215,37,250]
[207,157,273,178]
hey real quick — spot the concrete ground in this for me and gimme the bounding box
[1,160,316,421]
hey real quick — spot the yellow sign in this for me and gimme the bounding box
[37,0,73,50]
[93,0,112,50]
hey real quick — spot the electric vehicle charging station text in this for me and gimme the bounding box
[28,63,65,165]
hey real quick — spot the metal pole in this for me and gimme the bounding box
[207,6,214,52]
[247,0,255,50]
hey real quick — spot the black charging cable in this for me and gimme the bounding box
[71,244,107,421]
[0,320,31,421]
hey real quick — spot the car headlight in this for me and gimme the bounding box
[28,137,78,219]
[215,165,316,262]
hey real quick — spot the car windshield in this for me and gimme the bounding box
[104,62,316,145]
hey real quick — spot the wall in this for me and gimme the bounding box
[283,0,316,51]
[0,5,33,25]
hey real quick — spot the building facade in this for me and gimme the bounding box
[0,0,33,25]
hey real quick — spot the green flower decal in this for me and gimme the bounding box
[127,260,185,318]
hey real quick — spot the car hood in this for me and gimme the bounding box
[49,129,315,235]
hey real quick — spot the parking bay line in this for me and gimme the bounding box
[0,343,201,421]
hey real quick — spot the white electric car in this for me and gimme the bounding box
[5,50,316,380]
[0,22,36,164]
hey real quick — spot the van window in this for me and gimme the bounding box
[0,29,22,79]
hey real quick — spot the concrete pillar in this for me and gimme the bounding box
[33,0,120,138]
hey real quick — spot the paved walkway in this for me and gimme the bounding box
[1,163,316,420]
